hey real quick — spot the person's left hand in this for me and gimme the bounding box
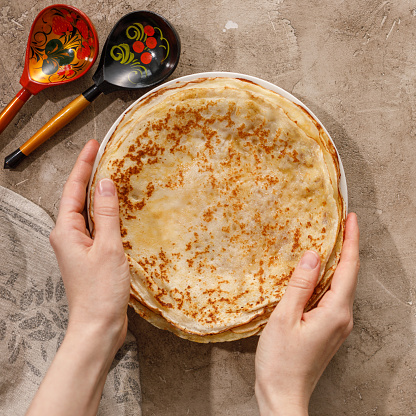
[49,139,131,353]
[27,140,132,416]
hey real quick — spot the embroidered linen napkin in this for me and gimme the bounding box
[0,185,142,415]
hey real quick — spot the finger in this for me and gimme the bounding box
[327,212,360,308]
[277,250,321,323]
[57,140,99,222]
[93,178,123,249]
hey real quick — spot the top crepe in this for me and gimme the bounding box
[89,77,345,342]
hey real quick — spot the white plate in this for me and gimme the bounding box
[88,71,347,227]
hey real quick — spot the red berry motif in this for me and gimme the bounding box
[76,19,89,39]
[144,25,155,36]
[130,27,158,66]
[141,52,152,64]
[76,43,91,60]
[52,16,73,36]
[57,64,75,77]
[133,41,145,53]
[146,37,157,49]
[109,23,169,77]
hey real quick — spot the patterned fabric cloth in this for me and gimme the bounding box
[0,186,142,415]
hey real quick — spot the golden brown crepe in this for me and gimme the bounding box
[89,77,345,342]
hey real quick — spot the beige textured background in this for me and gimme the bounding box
[1,0,415,414]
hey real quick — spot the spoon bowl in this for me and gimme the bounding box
[23,5,98,93]
[94,10,180,92]
[0,4,98,135]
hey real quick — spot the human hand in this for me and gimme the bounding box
[255,213,360,416]
[49,139,131,354]
[27,140,131,416]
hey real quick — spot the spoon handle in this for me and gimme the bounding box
[4,85,101,169]
[21,95,92,156]
[0,88,31,135]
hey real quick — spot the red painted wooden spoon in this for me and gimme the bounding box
[0,4,98,135]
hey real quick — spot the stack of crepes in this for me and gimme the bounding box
[89,77,345,343]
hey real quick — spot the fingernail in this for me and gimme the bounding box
[97,179,116,196]
[299,251,319,270]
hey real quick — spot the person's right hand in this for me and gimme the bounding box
[255,213,360,416]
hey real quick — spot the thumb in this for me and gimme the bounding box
[277,251,321,323]
[93,179,122,246]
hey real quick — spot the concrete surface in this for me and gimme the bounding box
[1,0,416,414]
